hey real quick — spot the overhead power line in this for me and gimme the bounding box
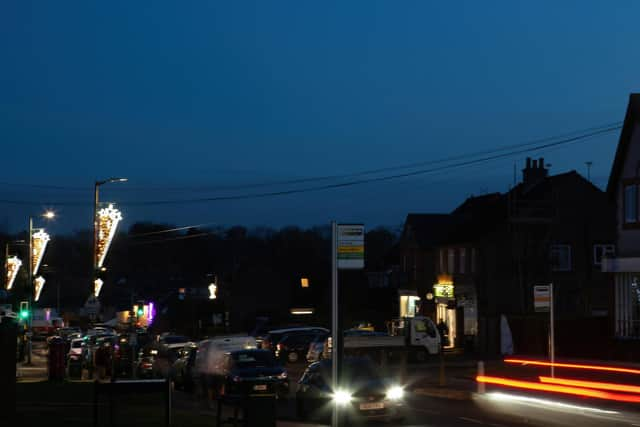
[0,121,621,194]
[118,124,621,206]
[0,123,621,207]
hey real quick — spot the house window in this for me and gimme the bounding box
[550,244,572,272]
[593,244,615,266]
[625,184,639,224]
[459,248,466,274]
[448,248,455,274]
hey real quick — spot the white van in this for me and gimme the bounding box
[192,335,256,397]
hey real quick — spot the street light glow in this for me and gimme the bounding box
[43,210,56,219]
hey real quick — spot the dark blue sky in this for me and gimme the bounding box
[1,1,638,234]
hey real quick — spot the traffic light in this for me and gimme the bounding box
[137,307,144,317]
[19,301,29,320]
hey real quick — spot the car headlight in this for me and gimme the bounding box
[386,385,404,401]
[277,371,288,379]
[332,389,353,406]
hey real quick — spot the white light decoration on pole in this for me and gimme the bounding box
[95,204,122,269]
[94,278,104,298]
[31,229,50,276]
[6,256,22,290]
[209,282,217,300]
[34,276,46,302]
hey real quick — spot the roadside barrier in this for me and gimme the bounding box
[93,379,171,427]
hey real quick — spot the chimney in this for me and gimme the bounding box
[522,157,549,189]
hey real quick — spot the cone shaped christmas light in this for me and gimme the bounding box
[31,229,50,275]
[6,256,22,290]
[94,278,104,298]
[95,204,122,268]
[34,276,46,302]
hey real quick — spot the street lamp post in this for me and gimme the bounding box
[92,178,127,306]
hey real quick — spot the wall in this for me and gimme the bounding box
[618,123,640,256]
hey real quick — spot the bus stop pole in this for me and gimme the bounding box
[331,221,339,427]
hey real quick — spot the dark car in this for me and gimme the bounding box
[296,357,405,423]
[170,343,197,391]
[136,355,156,379]
[215,349,289,399]
[262,327,329,352]
[275,333,322,364]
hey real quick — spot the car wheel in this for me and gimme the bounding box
[288,351,299,363]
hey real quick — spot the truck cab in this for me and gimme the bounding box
[389,316,440,360]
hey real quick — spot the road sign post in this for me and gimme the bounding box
[534,284,554,377]
[331,223,364,427]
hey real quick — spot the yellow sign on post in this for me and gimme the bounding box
[337,224,365,270]
[434,284,455,298]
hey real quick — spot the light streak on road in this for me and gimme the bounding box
[476,375,640,403]
[539,376,640,394]
[504,358,640,375]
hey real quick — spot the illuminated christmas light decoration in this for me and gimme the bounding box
[34,276,46,302]
[94,278,104,298]
[148,302,155,324]
[31,229,50,275]
[95,204,123,268]
[209,283,217,300]
[6,256,22,290]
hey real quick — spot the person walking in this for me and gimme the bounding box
[437,319,448,349]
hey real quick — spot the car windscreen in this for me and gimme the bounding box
[71,341,83,348]
[343,361,380,381]
[232,351,278,368]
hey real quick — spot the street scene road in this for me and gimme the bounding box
[3,3,640,427]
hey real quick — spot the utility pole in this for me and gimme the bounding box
[26,216,33,365]
[585,161,593,182]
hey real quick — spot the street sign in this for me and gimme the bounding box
[337,224,365,270]
[434,284,455,299]
[534,285,551,312]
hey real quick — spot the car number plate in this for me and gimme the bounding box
[253,384,267,391]
[359,402,384,410]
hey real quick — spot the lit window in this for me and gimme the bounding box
[550,245,572,272]
[593,244,615,266]
[625,184,638,224]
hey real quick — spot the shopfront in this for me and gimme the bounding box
[434,276,456,349]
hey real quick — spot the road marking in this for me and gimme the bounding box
[459,417,484,424]
[488,424,506,427]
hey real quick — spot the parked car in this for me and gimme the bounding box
[261,327,329,352]
[136,355,155,379]
[275,333,322,364]
[170,343,197,390]
[296,357,405,423]
[192,335,257,399]
[215,349,289,399]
